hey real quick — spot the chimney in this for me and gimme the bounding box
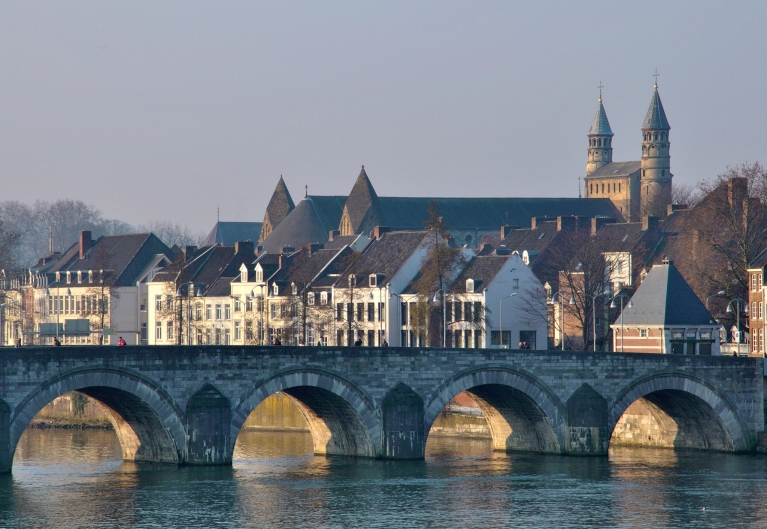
[667,203,688,215]
[642,216,659,232]
[79,231,92,259]
[281,245,295,255]
[234,240,255,255]
[727,177,748,208]
[556,216,576,231]
[531,216,550,229]
[303,243,323,256]
[328,230,340,241]
[500,225,518,240]
[373,226,390,240]
[590,217,614,236]
[183,245,197,261]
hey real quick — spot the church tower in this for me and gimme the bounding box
[586,95,614,176]
[640,82,672,217]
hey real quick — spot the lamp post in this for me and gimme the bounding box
[550,290,575,351]
[432,289,448,347]
[578,290,608,352]
[610,292,633,353]
[726,297,748,352]
[706,290,726,311]
[499,293,517,349]
[176,281,203,345]
[390,291,410,346]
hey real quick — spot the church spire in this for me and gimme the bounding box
[339,165,383,236]
[586,87,614,177]
[640,79,672,218]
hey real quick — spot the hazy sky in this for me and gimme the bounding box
[1,2,765,233]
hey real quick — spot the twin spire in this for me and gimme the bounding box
[589,80,670,137]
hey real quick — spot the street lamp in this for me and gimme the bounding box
[499,293,517,349]
[432,289,449,348]
[550,290,575,351]
[610,292,633,353]
[726,297,748,350]
[706,290,726,311]
[176,281,202,345]
[579,290,609,352]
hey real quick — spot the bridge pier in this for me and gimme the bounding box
[380,383,425,459]
[565,384,609,455]
[185,385,232,465]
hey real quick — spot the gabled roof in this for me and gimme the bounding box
[617,262,714,326]
[588,99,613,136]
[261,196,346,253]
[204,221,262,246]
[450,255,510,294]
[642,87,670,131]
[270,247,352,292]
[259,176,295,243]
[593,222,659,253]
[63,233,172,287]
[587,161,641,179]
[749,247,767,270]
[342,166,383,233]
[336,231,428,288]
[152,244,253,295]
[501,220,561,253]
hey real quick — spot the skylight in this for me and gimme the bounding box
[622,234,629,242]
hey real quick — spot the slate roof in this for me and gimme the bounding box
[204,222,262,246]
[642,88,671,131]
[587,161,641,179]
[270,248,352,292]
[750,248,767,270]
[152,244,254,295]
[260,196,346,253]
[375,197,621,231]
[617,262,715,326]
[336,231,428,288]
[324,235,361,250]
[450,255,510,294]
[588,99,613,136]
[501,220,561,253]
[62,233,171,287]
[593,222,660,253]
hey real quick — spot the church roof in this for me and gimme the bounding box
[343,166,383,233]
[587,161,641,179]
[260,196,346,253]
[642,88,671,131]
[204,221,262,246]
[259,176,295,242]
[588,99,613,136]
[376,197,620,231]
[616,262,714,326]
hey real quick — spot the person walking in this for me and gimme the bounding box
[272,337,281,346]
[117,337,126,346]
[53,337,61,347]
[382,339,389,347]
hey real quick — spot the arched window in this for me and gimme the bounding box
[654,133,658,141]
[589,183,593,194]
[618,182,621,192]
[601,183,604,193]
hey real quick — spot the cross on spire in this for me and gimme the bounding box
[305,184,308,198]
[653,69,660,89]
[597,81,604,101]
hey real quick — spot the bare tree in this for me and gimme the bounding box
[82,244,120,344]
[672,183,701,207]
[139,220,206,249]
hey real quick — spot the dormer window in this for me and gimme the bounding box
[272,284,279,296]
[369,274,377,287]
[320,292,328,305]
[256,268,263,282]
[66,272,71,284]
[88,270,93,283]
[291,283,297,296]
[466,279,475,293]
[348,274,356,288]
[308,292,315,305]
[77,271,82,284]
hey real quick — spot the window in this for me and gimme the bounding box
[206,304,212,320]
[215,328,221,345]
[155,295,162,311]
[167,321,173,341]
[224,304,231,320]
[256,269,263,282]
[271,303,278,319]
[347,303,354,322]
[760,302,764,320]
[513,278,519,289]
[215,304,222,320]
[752,274,758,291]
[155,321,162,340]
[235,321,242,341]
[166,295,173,311]
[195,303,202,321]
[272,284,278,296]
[752,302,757,317]
[308,292,315,305]
[321,292,328,305]
[246,297,253,312]
[206,329,211,345]
[367,303,374,322]
[224,328,231,345]
[234,297,241,312]
[336,303,343,321]
[292,283,297,295]
[357,303,364,321]
[618,182,621,192]
[245,321,253,341]
[378,302,384,322]
[617,261,623,274]
[640,329,648,338]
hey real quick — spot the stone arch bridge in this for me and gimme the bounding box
[0,346,763,472]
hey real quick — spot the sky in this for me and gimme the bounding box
[1,1,765,233]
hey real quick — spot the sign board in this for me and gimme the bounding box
[102,328,116,336]
[65,319,90,334]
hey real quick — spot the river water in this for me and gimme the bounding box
[2,428,767,528]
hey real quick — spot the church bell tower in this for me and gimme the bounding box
[586,90,614,177]
[640,78,672,217]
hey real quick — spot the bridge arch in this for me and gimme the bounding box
[10,367,185,465]
[231,369,379,458]
[608,373,748,452]
[425,368,566,453]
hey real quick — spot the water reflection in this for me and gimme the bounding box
[2,428,766,528]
